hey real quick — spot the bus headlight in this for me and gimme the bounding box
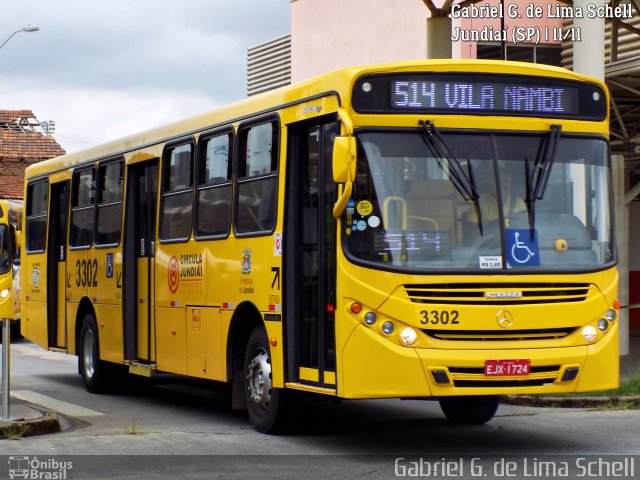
[0,289,9,299]
[400,327,417,346]
[597,319,609,332]
[582,325,598,342]
[605,309,617,322]
[364,312,377,326]
[382,321,395,335]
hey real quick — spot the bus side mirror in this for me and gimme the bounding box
[332,136,356,184]
[332,136,357,218]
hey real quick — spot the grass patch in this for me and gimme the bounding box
[2,424,30,440]
[592,400,637,411]
[124,417,141,435]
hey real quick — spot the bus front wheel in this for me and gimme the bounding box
[439,395,500,425]
[244,327,285,433]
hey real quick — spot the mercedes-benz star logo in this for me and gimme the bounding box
[497,310,514,329]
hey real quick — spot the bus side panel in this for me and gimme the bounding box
[66,302,79,355]
[216,308,283,387]
[186,306,223,380]
[24,301,47,349]
[155,241,207,308]
[24,253,48,348]
[155,306,188,375]
[65,248,88,355]
[66,249,87,312]
[220,309,234,382]
[94,303,124,364]
[264,320,284,389]
[87,248,123,363]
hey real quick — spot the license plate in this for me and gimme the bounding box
[484,359,531,376]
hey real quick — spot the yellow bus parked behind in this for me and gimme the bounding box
[22,60,618,431]
[0,199,22,337]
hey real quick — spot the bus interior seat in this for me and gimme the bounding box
[404,179,453,232]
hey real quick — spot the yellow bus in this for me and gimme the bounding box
[0,199,22,337]
[21,60,618,432]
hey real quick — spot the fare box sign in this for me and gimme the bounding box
[484,359,531,376]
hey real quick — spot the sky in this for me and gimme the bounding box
[0,1,290,154]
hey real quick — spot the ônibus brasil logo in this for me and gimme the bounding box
[8,456,73,479]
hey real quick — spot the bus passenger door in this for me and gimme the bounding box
[123,160,158,365]
[285,119,337,389]
[47,181,69,349]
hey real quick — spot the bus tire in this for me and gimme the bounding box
[439,395,500,425]
[78,313,108,393]
[244,327,285,433]
[10,323,22,340]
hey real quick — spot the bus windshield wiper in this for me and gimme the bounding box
[524,124,562,236]
[418,120,483,233]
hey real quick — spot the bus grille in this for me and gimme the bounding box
[447,365,561,387]
[404,283,590,305]
[424,327,576,341]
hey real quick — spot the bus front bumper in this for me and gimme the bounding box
[340,323,619,398]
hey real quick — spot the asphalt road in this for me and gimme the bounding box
[1,339,638,479]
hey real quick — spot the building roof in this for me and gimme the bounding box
[0,128,66,160]
[0,110,66,199]
[0,110,37,124]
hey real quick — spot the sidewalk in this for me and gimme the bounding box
[0,398,60,439]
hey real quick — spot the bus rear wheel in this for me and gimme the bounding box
[244,327,285,433]
[439,395,500,425]
[79,313,109,393]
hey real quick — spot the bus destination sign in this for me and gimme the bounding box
[392,80,576,115]
[352,73,607,120]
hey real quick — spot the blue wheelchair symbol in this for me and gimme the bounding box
[106,253,114,278]
[505,229,540,267]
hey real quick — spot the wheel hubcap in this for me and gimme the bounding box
[83,329,95,378]
[246,347,272,410]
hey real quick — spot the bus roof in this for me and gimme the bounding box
[24,59,607,180]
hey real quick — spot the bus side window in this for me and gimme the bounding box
[95,159,124,246]
[70,167,96,248]
[160,142,194,242]
[235,120,279,235]
[195,131,232,238]
[25,180,49,253]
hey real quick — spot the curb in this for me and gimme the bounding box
[503,394,640,408]
[0,407,61,439]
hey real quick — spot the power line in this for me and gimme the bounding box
[51,132,96,147]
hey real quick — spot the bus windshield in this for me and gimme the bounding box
[343,130,613,272]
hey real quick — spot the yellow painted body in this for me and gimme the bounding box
[337,265,618,397]
[20,60,617,400]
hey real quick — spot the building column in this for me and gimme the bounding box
[573,1,629,354]
[426,15,452,59]
[614,155,630,355]
[572,0,605,80]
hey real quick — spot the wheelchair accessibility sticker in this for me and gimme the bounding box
[505,229,540,267]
